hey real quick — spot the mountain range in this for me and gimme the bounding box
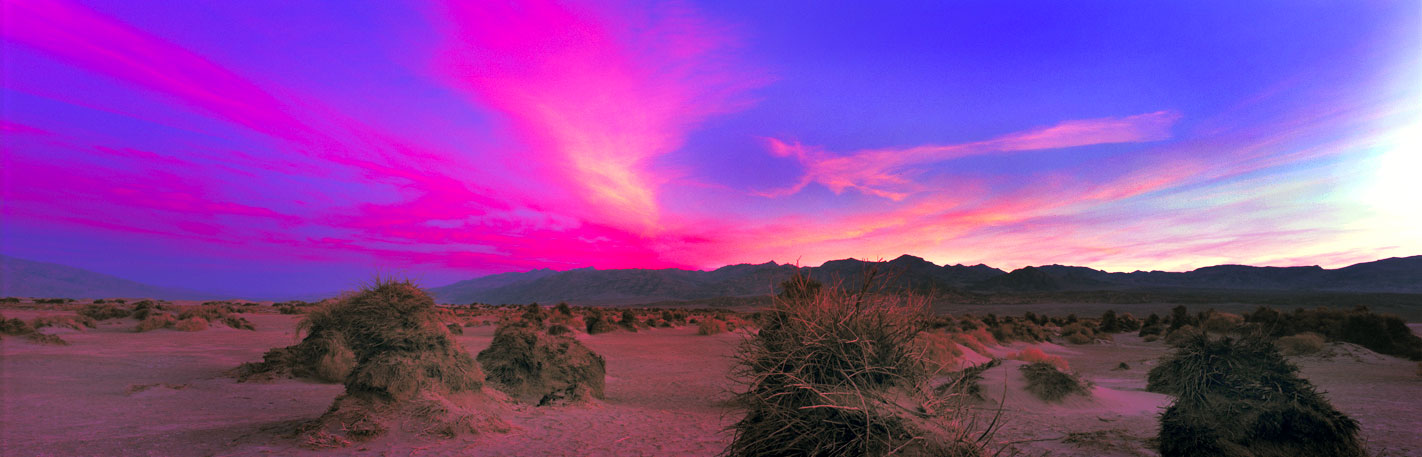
[0,255,216,300]
[3,253,1418,304]
[428,254,1422,305]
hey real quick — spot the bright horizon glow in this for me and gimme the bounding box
[2,0,1419,296]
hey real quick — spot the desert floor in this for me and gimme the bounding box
[2,310,1419,457]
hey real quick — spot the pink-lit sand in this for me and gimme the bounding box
[2,310,1419,457]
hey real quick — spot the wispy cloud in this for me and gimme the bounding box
[432,0,766,233]
[761,111,1182,200]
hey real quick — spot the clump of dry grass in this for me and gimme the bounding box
[934,359,1001,401]
[30,314,97,331]
[1019,361,1088,402]
[583,309,619,335]
[177,305,255,330]
[290,278,507,444]
[476,321,606,405]
[78,303,131,321]
[724,271,994,457]
[1152,335,1364,457]
[135,313,178,332]
[697,317,729,335]
[173,317,209,332]
[1,313,69,345]
[1163,325,1201,346]
[913,331,966,373]
[1276,332,1327,356]
[1007,346,1069,372]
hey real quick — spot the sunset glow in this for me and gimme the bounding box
[3,0,1418,296]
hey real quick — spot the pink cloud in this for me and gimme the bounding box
[762,111,1182,200]
[432,0,765,234]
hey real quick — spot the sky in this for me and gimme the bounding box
[2,0,1419,297]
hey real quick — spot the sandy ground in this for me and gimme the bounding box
[2,310,1419,457]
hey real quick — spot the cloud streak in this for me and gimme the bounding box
[762,111,1182,200]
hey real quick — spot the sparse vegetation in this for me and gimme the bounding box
[1245,305,1422,360]
[1008,346,1068,372]
[1151,335,1364,457]
[1276,332,1327,356]
[78,303,131,321]
[292,278,508,444]
[1019,361,1088,402]
[724,271,992,457]
[476,320,606,405]
[1,313,68,345]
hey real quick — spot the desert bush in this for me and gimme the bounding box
[697,318,729,335]
[130,300,164,320]
[1,315,68,345]
[290,279,508,444]
[913,331,965,373]
[1168,305,1196,330]
[476,322,606,405]
[30,314,97,331]
[173,317,210,332]
[1008,346,1069,372]
[584,309,618,335]
[1020,361,1088,402]
[989,320,1049,343]
[135,313,178,332]
[725,271,991,457]
[0,297,20,303]
[1099,310,1122,333]
[78,303,131,320]
[1060,323,1096,345]
[1151,335,1364,457]
[1201,312,1244,334]
[1276,332,1327,356]
[34,298,71,304]
[1163,325,1200,346]
[619,310,642,332]
[934,359,1001,401]
[1138,323,1165,337]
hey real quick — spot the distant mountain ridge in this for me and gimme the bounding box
[5,253,1417,304]
[428,254,1422,305]
[0,255,217,300]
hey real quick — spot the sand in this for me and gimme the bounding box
[2,310,1419,456]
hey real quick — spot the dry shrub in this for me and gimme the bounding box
[1276,332,1326,356]
[446,322,464,335]
[1060,323,1096,345]
[967,328,997,346]
[1008,346,1069,372]
[130,300,164,320]
[725,272,992,457]
[1019,362,1088,402]
[950,332,990,355]
[173,317,209,332]
[1201,312,1244,334]
[584,309,618,335]
[1144,334,1162,342]
[1152,335,1364,457]
[934,359,1000,401]
[913,331,965,373]
[292,279,508,444]
[30,314,97,331]
[0,315,68,345]
[135,313,177,332]
[1164,325,1201,346]
[78,303,131,320]
[178,305,255,330]
[697,318,729,335]
[476,322,606,405]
